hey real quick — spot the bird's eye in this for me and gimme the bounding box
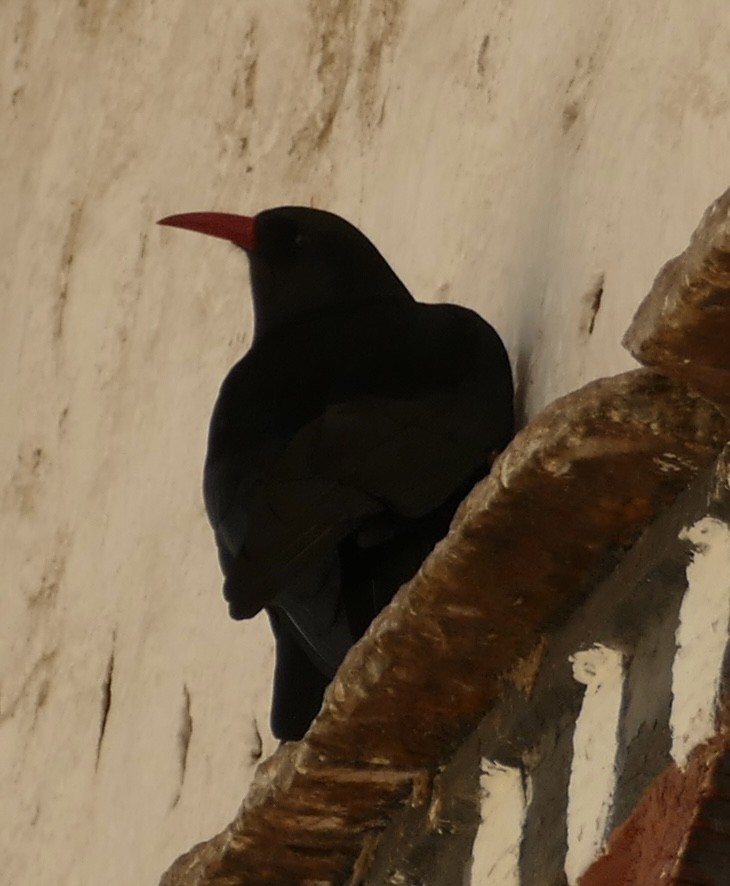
[294,232,307,247]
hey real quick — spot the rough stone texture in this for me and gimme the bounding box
[365,441,730,885]
[358,733,483,886]
[580,734,730,886]
[160,370,729,885]
[624,186,730,414]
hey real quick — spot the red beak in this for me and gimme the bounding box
[157,212,256,251]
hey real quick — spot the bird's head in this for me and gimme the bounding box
[158,206,411,339]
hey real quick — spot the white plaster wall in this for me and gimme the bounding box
[2,2,730,882]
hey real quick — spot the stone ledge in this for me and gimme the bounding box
[160,370,728,885]
[624,185,730,414]
[362,440,730,884]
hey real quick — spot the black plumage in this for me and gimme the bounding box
[158,207,514,740]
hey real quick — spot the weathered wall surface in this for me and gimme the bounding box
[2,2,729,883]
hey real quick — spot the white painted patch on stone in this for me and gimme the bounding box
[671,517,730,768]
[470,761,530,886]
[565,644,625,886]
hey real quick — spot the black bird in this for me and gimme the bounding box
[158,207,514,740]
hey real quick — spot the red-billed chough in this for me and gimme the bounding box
[158,207,514,741]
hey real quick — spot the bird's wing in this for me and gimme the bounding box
[220,307,512,608]
[207,301,512,677]
[307,304,513,523]
[214,421,383,619]
[311,381,495,518]
[213,426,383,675]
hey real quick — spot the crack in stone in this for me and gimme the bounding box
[95,645,115,769]
[171,685,193,808]
[250,718,263,763]
[583,274,605,337]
